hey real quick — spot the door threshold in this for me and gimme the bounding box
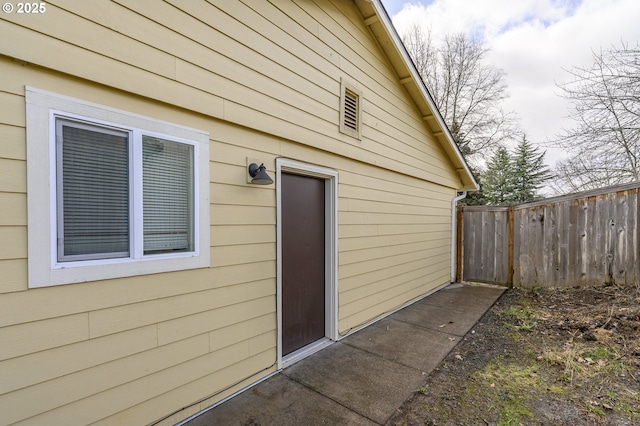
[281,338,332,369]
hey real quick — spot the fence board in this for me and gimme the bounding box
[459,182,640,288]
[460,206,509,285]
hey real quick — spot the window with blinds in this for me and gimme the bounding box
[142,136,194,254]
[57,120,130,261]
[26,87,210,288]
[55,118,196,263]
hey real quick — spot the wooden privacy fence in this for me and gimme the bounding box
[456,182,640,288]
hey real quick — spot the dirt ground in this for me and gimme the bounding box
[387,283,640,426]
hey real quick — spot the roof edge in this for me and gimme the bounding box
[358,0,479,191]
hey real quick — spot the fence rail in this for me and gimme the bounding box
[456,182,640,288]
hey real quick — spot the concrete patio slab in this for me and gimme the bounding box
[185,373,376,426]
[342,317,459,372]
[283,342,424,424]
[393,302,481,336]
[420,283,503,316]
[183,283,505,425]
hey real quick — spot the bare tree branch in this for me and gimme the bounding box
[551,42,640,193]
[401,27,521,167]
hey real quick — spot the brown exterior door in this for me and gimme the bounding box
[281,172,326,356]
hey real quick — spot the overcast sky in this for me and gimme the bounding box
[381,0,640,166]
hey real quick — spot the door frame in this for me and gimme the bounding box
[276,158,338,369]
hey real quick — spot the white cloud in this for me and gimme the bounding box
[385,0,640,165]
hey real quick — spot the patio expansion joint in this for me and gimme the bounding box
[390,316,469,338]
[280,368,383,425]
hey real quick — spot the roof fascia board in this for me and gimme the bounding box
[362,0,479,191]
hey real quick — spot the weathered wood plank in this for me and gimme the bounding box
[614,190,628,284]
[566,201,579,285]
[494,210,508,283]
[624,189,636,283]
[460,182,640,288]
[460,207,510,285]
[513,209,523,286]
[544,205,557,286]
[462,208,476,281]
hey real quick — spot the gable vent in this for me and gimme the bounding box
[339,79,362,139]
[343,89,359,132]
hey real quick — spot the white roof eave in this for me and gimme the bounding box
[355,0,479,191]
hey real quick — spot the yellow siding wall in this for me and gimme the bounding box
[0,0,461,424]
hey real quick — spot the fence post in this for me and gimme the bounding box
[456,205,464,283]
[507,205,514,288]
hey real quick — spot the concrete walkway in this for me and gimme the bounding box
[185,283,505,425]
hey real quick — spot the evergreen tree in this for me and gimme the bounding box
[511,136,552,203]
[479,138,552,205]
[459,171,486,205]
[482,146,515,205]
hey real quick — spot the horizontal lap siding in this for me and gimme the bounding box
[0,68,28,293]
[0,60,279,425]
[338,171,454,332]
[283,141,456,335]
[0,123,26,161]
[1,0,459,187]
[308,0,457,182]
[0,0,462,424]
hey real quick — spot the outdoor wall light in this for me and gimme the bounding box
[248,163,274,185]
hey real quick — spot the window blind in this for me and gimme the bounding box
[142,136,194,254]
[57,121,130,261]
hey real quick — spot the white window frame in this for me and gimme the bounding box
[26,87,210,288]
